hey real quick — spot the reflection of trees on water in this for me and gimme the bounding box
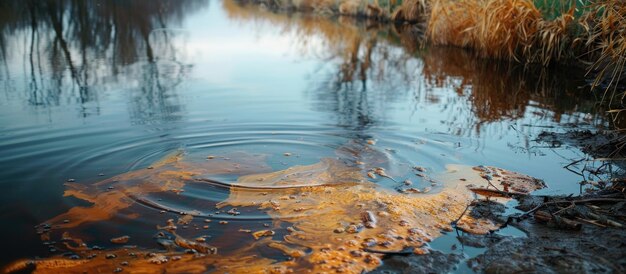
[224,0,423,131]
[0,0,208,123]
[421,48,602,134]
[225,0,603,139]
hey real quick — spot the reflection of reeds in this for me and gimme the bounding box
[238,0,624,93]
[224,0,425,130]
[226,0,602,137]
[422,47,597,126]
[237,0,624,134]
[224,0,424,83]
[426,0,625,111]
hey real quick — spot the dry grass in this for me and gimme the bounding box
[390,0,429,22]
[426,0,578,64]
[579,0,626,100]
[425,0,625,131]
[426,0,625,93]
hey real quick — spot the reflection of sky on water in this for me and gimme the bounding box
[0,0,605,192]
[0,0,611,266]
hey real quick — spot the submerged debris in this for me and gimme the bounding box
[177,215,193,225]
[252,230,275,240]
[110,236,130,244]
[226,208,241,216]
[471,165,546,194]
[174,236,217,254]
[367,172,377,179]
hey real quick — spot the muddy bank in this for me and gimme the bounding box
[537,130,625,160]
[370,191,626,273]
[468,193,626,273]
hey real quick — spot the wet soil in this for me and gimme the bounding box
[468,196,626,274]
[372,196,625,274]
[537,130,625,160]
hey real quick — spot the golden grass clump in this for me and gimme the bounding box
[426,0,479,49]
[576,0,626,129]
[528,8,576,65]
[473,0,542,61]
[427,0,579,64]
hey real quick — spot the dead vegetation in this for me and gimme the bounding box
[469,181,625,231]
[579,0,626,112]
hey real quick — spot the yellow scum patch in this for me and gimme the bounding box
[7,152,544,273]
[3,242,282,274]
[43,151,271,230]
[218,160,545,273]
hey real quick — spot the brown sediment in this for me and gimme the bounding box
[470,165,547,194]
[268,241,307,258]
[229,158,367,189]
[110,236,130,244]
[173,234,218,254]
[10,149,546,273]
[41,151,271,230]
[20,237,283,274]
[456,215,502,235]
[441,164,546,234]
[216,160,545,273]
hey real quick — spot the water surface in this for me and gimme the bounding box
[0,0,604,270]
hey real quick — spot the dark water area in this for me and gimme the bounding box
[0,0,608,271]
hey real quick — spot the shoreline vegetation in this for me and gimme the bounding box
[236,0,625,128]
